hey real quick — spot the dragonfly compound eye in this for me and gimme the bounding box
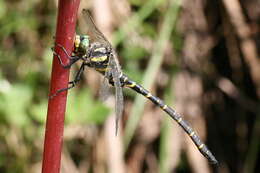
[80,35,90,50]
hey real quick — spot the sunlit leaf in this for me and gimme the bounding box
[0,84,33,127]
[66,88,110,124]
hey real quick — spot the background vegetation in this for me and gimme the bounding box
[0,0,259,172]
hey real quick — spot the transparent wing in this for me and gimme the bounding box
[109,51,124,135]
[82,9,124,134]
[82,9,110,47]
[99,77,111,101]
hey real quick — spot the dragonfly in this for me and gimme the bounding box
[52,9,218,164]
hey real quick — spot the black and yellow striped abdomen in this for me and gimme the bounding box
[119,74,218,164]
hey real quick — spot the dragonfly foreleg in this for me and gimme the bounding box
[49,63,86,99]
[52,43,81,68]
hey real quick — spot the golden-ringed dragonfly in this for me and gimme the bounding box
[52,9,218,165]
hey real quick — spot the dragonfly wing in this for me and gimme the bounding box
[115,83,123,135]
[109,51,123,135]
[99,76,111,101]
[82,9,110,47]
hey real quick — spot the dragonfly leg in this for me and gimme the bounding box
[49,63,86,99]
[52,43,80,68]
[54,43,73,59]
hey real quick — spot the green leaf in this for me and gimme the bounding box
[30,100,47,124]
[122,44,148,60]
[0,83,33,126]
[66,88,110,124]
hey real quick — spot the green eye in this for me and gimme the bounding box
[81,35,89,49]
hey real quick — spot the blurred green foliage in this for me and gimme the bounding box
[66,88,110,124]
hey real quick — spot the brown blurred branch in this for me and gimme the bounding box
[222,0,260,97]
[217,77,259,112]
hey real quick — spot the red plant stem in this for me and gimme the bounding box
[42,0,80,172]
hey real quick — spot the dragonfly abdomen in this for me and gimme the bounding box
[120,74,218,164]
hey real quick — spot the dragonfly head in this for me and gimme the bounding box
[74,35,90,55]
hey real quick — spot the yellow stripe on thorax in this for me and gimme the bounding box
[94,47,106,52]
[91,56,108,62]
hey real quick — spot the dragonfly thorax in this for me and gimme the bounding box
[88,42,111,73]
